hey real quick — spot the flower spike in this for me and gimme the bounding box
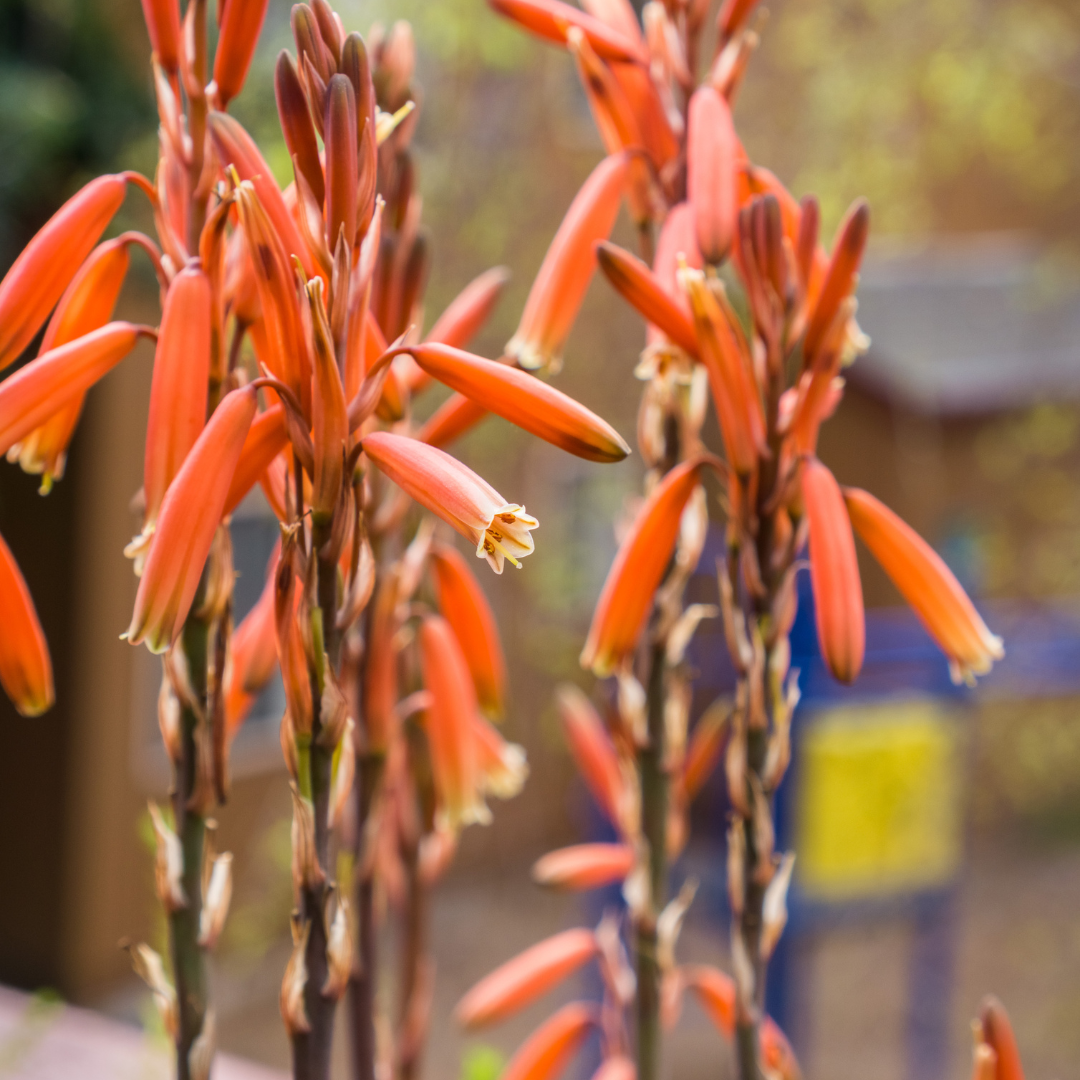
[127,386,258,653]
[0,531,54,717]
[0,323,153,459]
[212,0,271,106]
[456,929,599,1029]
[362,432,538,573]
[581,456,713,676]
[419,615,487,830]
[803,458,864,684]
[11,235,133,490]
[489,0,648,63]
[688,86,739,266]
[0,174,128,371]
[506,153,629,373]
[430,541,507,717]
[843,487,1003,684]
[402,344,630,463]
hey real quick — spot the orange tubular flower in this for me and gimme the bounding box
[234,181,312,412]
[654,201,702,298]
[596,241,699,357]
[506,153,628,373]
[419,616,487,830]
[802,198,869,365]
[402,344,630,463]
[138,0,181,71]
[0,173,128,371]
[802,458,864,684]
[209,113,318,280]
[456,928,599,1029]
[416,393,488,449]
[581,457,710,676]
[0,323,152,459]
[499,1003,596,1080]
[308,284,347,523]
[979,997,1025,1080]
[213,0,271,106]
[127,386,258,653]
[489,0,647,64]
[11,235,132,490]
[275,51,325,208]
[556,685,627,831]
[683,965,735,1036]
[532,843,635,890]
[680,267,765,475]
[688,86,738,266]
[581,0,642,44]
[472,714,528,798]
[362,432,538,574]
[324,75,359,251]
[717,0,764,42]
[224,404,288,515]
[0,531,54,717]
[363,576,401,755]
[844,487,1003,684]
[142,263,212,533]
[430,542,507,716]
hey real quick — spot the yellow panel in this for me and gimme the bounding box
[796,700,962,900]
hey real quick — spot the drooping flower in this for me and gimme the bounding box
[0,174,129,370]
[402,343,630,463]
[0,530,54,717]
[362,432,538,574]
[843,487,1003,684]
[498,1002,597,1080]
[430,542,507,716]
[802,458,864,684]
[489,0,647,63]
[223,404,288,515]
[9,235,133,490]
[456,928,599,1029]
[418,615,487,830]
[127,386,258,653]
[506,153,628,373]
[0,323,153,459]
[978,997,1025,1080]
[138,0,181,71]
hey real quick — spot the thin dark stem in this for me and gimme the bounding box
[349,754,383,1080]
[171,609,209,1080]
[398,842,426,1080]
[636,642,668,1080]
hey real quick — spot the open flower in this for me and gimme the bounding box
[362,431,538,573]
[844,486,1003,684]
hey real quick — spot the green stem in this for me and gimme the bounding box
[636,643,668,1080]
[171,610,209,1080]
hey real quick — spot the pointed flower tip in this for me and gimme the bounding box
[0,531,54,717]
[362,431,538,573]
[532,843,635,891]
[406,344,630,463]
[499,1001,596,1080]
[843,486,1002,684]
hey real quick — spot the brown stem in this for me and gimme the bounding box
[636,642,668,1080]
[171,605,210,1080]
[397,842,426,1080]
[349,754,383,1080]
